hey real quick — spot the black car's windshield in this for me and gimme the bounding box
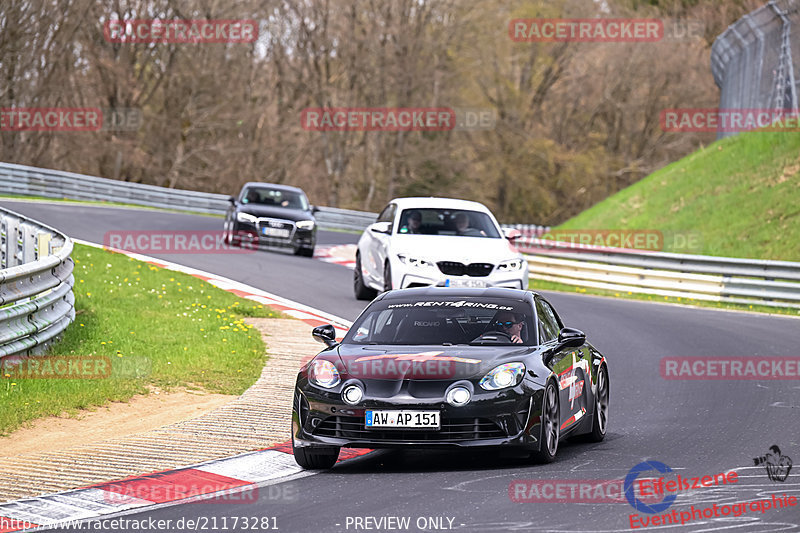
[396,208,501,238]
[242,187,309,210]
[344,297,535,345]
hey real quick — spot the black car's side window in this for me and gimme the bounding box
[536,299,560,342]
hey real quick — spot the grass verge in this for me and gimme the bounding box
[0,243,281,436]
[529,278,800,318]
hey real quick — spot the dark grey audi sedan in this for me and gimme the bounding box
[224,182,317,256]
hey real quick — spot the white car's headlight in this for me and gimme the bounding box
[480,362,525,390]
[497,258,524,271]
[237,212,258,224]
[309,360,341,388]
[397,254,434,268]
[296,220,315,230]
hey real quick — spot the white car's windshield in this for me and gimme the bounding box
[397,208,500,238]
[242,187,309,210]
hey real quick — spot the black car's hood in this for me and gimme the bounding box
[236,204,314,222]
[328,343,539,381]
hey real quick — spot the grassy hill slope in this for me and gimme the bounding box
[559,131,800,261]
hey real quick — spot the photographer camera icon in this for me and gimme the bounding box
[753,445,792,482]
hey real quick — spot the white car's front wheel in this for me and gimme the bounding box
[383,261,393,291]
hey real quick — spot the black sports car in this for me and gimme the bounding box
[224,182,317,256]
[291,287,609,469]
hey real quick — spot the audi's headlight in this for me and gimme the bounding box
[309,360,341,389]
[480,362,525,390]
[497,258,524,271]
[237,212,258,224]
[397,254,434,268]
[296,220,315,230]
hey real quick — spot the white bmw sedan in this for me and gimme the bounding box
[354,197,529,299]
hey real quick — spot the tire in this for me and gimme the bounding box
[383,261,393,292]
[292,440,340,469]
[531,380,560,463]
[223,218,234,245]
[354,253,378,300]
[294,245,314,257]
[586,364,609,442]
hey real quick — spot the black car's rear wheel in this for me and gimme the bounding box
[531,380,559,463]
[354,253,378,300]
[587,364,609,442]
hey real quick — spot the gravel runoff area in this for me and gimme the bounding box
[0,318,314,503]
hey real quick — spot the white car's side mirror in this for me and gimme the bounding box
[503,228,522,241]
[370,222,392,234]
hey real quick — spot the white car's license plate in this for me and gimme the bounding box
[446,278,487,288]
[262,227,290,238]
[365,410,440,429]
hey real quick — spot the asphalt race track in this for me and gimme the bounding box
[5,199,800,532]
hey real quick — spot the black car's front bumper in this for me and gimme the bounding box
[292,377,545,450]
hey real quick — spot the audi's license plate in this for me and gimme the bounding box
[365,410,440,429]
[446,278,486,288]
[262,227,290,238]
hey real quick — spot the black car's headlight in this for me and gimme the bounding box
[309,360,341,388]
[296,220,315,230]
[480,362,525,390]
[237,212,258,224]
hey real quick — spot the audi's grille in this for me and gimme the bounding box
[436,261,494,277]
[312,416,507,441]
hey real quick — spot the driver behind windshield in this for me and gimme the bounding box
[490,311,524,344]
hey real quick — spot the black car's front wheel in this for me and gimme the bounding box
[292,436,340,469]
[531,380,560,463]
[587,364,609,442]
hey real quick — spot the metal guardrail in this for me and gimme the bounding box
[1,161,798,310]
[0,207,75,358]
[518,237,800,310]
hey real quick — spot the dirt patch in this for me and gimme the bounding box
[0,387,235,458]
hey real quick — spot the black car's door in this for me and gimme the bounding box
[537,297,590,433]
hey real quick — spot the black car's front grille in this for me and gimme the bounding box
[436,262,494,277]
[312,416,507,441]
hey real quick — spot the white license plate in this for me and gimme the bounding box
[446,279,486,288]
[366,410,440,429]
[262,227,290,238]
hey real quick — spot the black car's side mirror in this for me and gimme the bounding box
[228,196,236,205]
[312,324,337,347]
[311,205,320,214]
[557,327,586,348]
